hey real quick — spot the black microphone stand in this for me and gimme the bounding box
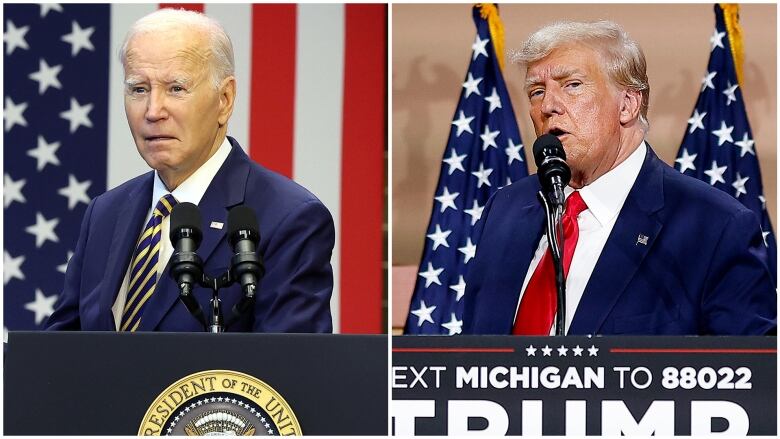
[537,191,566,336]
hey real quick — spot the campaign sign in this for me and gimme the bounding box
[392,336,776,435]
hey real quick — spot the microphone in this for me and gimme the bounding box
[169,202,207,328]
[227,206,265,320]
[533,134,571,207]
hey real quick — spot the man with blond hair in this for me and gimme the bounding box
[47,9,334,332]
[463,21,775,335]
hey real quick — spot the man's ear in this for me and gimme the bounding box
[217,76,236,126]
[619,89,641,125]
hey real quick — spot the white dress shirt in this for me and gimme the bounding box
[514,141,647,334]
[112,138,232,329]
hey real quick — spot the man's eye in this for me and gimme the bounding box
[566,81,581,89]
[171,86,185,93]
[529,89,544,98]
[132,87,147,94]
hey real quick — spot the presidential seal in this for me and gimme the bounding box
[139,370,301,436]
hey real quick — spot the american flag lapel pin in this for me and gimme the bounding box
[210,221,224,230]
[636,234,649,246]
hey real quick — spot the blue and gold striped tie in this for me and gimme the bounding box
[121,194,178,331]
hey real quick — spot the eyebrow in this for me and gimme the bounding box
[524,65,583,90]
[124,76,192,88]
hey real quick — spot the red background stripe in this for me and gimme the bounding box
[159,3,204,13]
[249,4,297,178]
[339,4,387,333]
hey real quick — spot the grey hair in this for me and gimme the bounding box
[513,20,650,131]
[119,8,235,89]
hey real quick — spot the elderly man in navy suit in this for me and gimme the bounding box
[47,9,334,332]
[462,21,776,335]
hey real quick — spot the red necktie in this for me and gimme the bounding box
[513,191,588,335]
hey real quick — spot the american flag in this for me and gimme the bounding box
[404,5,528,335]
[3,3,386,335]
[674,4,776,280]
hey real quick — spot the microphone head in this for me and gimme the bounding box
[532,134,571,189]
[170,202,203,246]
[228,205,260,247]
[532,133,566,168]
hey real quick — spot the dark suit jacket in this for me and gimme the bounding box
[46,137,334,332]
[462,147,776,335]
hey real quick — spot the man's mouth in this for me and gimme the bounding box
[145,136,175,142]
[547,128,568,138]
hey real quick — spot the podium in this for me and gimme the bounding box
[5,332,387,435]
[393,335,776,436]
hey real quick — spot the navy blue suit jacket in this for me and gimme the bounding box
[46,137,334,332]
[462,147,776,335]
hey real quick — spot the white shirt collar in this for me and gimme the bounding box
[151,137,232,207]
[566,140,647,227]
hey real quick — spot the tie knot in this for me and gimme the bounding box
[154,194,178,218]
[564,191,588,219]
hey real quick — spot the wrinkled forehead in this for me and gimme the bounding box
[524,43,607,84]
[124,29,211,75]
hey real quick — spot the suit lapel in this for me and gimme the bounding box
[569,147,666,334]
[99,174,154,330]
[139,139,250,331]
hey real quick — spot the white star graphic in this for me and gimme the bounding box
[462,72,483,98]
[451,110,474,137]
[4,20,30,55]
[722,81,738,106]
[28,58,63,95]
[675,148,697,174]
[471,34,489,60]
[687,109,707,133]
[464,199,484,226]
[25,212,60,248]
[505,139,524,165]
[479,125,500,150]
[484,87,502,113]
[541,345,553,356]
[587,345,599,356]
[442,149,467,175]
[572,345,584,356]
[58,174,92,210]
[40,4,64,18]
[711,121,734,146]
[731,173,749,198]
[27,135,61,171]
[471,162,493,188]
[525,345,537,356]
[458,237,477,264]
[734,132,755,157]
[4,96,28,132]
[57,251,74,274]
[557,345,569,356]
[710,28,726,51]
[411,300,436,326]
[441,313,463,335]
[449,275,466,302]
[60,97,94,133]
[24,289,58,325]
[426,224,451,250]
[4,250,26,285]
[4,173,27,208]
[759,195,766,210]
[61,20,95,56]
[704,160,727,185]
[701,71,717,91]
[434,187,459,213]
[418,262,444,288]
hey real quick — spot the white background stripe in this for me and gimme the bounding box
[293,4,345,332]
[108,4,157,190]
[204,3,251,153]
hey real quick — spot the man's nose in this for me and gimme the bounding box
[540,87,564,117]
[145,88,168,122]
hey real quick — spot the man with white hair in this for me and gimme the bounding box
[47,9,334,332]
[462,21,776,335]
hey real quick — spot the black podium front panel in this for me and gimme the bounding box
[5,332,387,435]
